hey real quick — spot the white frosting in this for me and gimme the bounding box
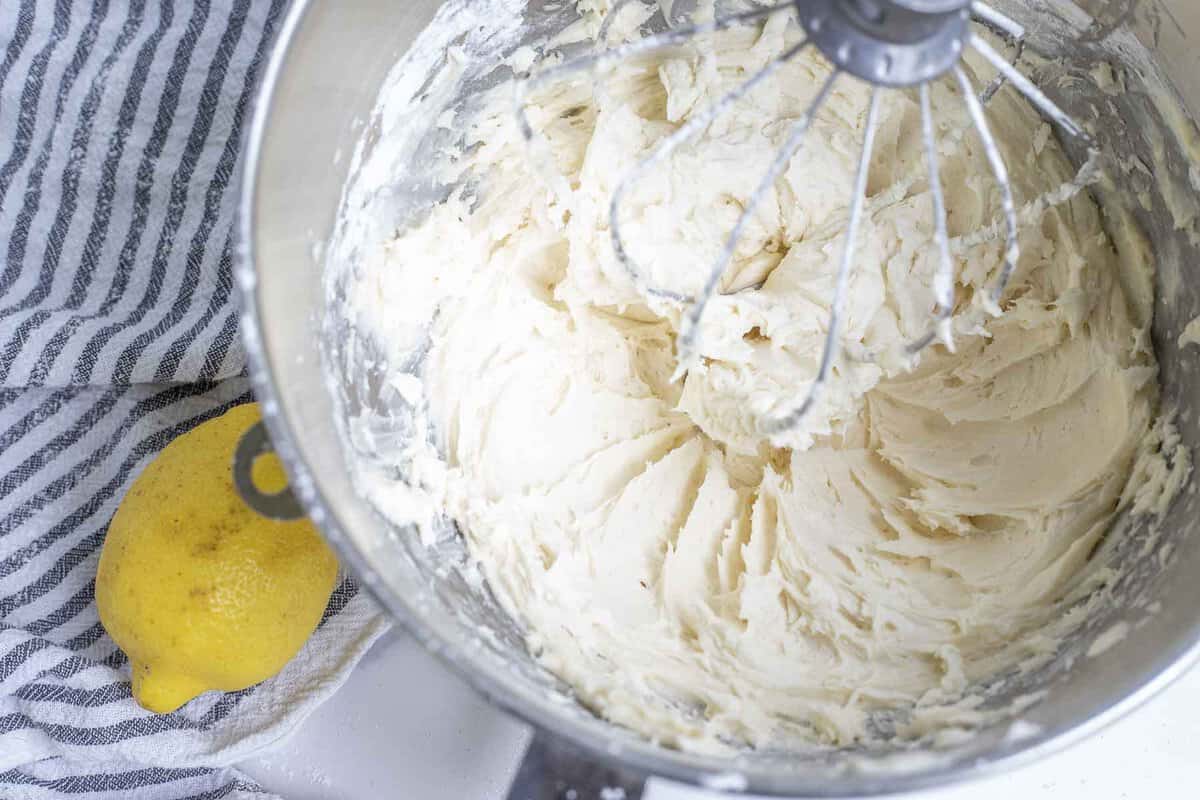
[1179,315,1200,348]
[343,9,1181,751]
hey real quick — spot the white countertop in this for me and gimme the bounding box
[240,629,1200,799]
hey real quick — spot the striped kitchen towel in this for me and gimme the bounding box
[0,2,388,798]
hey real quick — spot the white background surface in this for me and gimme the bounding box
[239,628,1200,800]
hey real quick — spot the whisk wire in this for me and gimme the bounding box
[969,2,1028,109]
[969,34,1090,141]
[611,39,812,303]
[955,65,1019,314]
[761,88,882,436]
[674,66,840,378]
[907,81,956,355]
[515,2,795,142]
[969,1,1026,40]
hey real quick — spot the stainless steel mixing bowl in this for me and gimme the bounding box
[237,1,1200,795]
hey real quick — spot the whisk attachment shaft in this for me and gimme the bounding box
[760,88,882,437]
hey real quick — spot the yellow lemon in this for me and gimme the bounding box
[96,402,339,714]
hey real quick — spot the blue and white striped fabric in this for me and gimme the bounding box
[0,2,388,797]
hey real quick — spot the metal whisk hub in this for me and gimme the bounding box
[797,0,972,86]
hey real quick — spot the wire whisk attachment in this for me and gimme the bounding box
[515,0,1096,438]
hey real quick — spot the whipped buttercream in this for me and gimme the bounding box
[344,8,1177,751]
